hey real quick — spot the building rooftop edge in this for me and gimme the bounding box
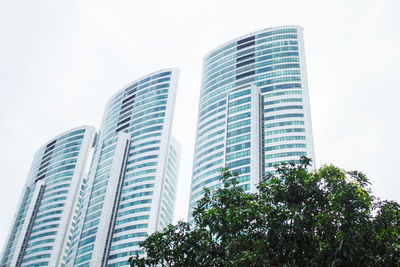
[33,125,96,157]
[203,25,303,62]
[105,68,180,106]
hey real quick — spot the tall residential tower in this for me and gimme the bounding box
[65,69,181,267]
[189,26,315,216]
[1,126,96,267]
[1,69,181,267]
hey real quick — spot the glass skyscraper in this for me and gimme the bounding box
[1,25,315,265]
[1,69,181,267]
[0,126,96,267]
[189,25,315,216]
[65,69,181,267]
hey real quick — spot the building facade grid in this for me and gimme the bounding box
[189,25,315,217]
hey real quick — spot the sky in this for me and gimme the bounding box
[1,0,399,248]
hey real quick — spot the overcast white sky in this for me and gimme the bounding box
[1,0,399,248]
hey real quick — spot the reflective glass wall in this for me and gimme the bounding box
[189,26,315,217]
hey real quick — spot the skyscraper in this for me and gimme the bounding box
[65,69,181,267]
[0,126,96,267]
[1,69,181,267]
[189,26,315,216]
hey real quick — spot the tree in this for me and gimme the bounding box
[129,157,400,266]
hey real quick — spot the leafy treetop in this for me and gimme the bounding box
[129,157,400,267]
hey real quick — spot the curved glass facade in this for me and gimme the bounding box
[1,126,96,267]
[66,69,181,267]
[190,26,315,216]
